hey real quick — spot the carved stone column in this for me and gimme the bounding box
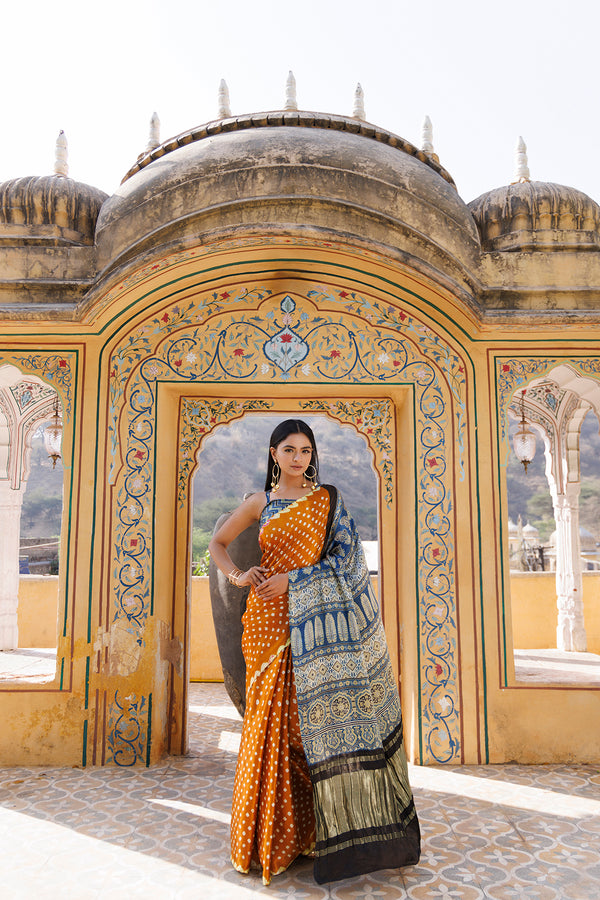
[553,484,586,652]
[0,483,24,650]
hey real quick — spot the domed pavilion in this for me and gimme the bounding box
[1,81,600,769]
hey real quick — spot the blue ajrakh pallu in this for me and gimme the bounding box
[287,487,421,884]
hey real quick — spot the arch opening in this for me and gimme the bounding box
[0,365,65,684]
[500,363,600,686]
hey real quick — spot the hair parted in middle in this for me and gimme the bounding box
[263,419,320,491]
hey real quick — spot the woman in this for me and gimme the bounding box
[209,419,420,885]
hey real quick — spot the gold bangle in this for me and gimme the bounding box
[227,569,242,586]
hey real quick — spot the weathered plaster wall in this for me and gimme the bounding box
[1,116,600,769]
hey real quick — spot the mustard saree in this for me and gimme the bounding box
[230,485,420,885]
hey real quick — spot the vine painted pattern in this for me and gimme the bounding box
[299,399,395,508]
[496,356,600,456]
[178,398,275,507]
[108,289,463,764]
[0,352,74,417]
[106,691,149,767]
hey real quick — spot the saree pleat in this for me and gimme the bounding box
[231,490,329,884]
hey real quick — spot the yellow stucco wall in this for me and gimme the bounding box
[17,576,59,648]
[3,239,600,768]
[510,572,600,654]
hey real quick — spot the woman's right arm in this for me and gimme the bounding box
[208,492,268,588]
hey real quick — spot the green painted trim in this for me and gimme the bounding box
[90,255,600,347]
[84,656,90,710]
[94,258,474,359]
[150,393,159,618]
[493,363,510,686]
[59,656,65,690]
[411,387,424,765]
[82,719,88,767]
[145,693,153,767]
[62,351,78,640]
[88,356,104,646]
[470,368,489,762]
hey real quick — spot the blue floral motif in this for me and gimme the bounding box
[263,326,309,375]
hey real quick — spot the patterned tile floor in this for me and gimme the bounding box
[1,682,600,899]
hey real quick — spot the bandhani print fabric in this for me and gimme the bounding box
[230,488,330,884]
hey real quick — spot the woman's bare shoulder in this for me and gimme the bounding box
[242,490,268,518]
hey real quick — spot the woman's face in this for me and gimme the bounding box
[271,432,313,479]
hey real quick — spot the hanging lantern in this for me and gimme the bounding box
[43,394,63,468]
[512,389,536,473]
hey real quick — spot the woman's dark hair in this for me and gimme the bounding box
[264,419,320,490]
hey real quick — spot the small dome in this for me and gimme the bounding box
[507,519,518,534]
[522,522,539,536]
[0,175,108,246]
[468,181,600,252]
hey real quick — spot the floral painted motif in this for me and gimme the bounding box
[178,399,274,507]
[108,288,463,764]
[9,381,55,412]
[0,352,74,416]
[299,399,395,508]
[496,357,600,452]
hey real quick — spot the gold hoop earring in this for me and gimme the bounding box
[271,462,280,492]
[304,463,317,489]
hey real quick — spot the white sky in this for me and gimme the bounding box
[1,0,598,205]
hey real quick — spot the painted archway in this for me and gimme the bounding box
[81,252,480,770]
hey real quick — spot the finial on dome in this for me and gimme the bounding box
[422,116,434,154]
[353,83,365,120]
[514,135,531,183]
[54,130,68,177]
[147,112,161,152]
[218,79,231,118]
[284,71,298,111]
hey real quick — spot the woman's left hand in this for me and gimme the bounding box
[255,572,289,600]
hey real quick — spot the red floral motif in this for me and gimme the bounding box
[234,348,244,357]
[59,359,67,368]
[435,664,443,676]
[502,364,510,372]
[210,417,216,424]
[134,450,144,460]
[161,313,169,323]
[393,360,401,367]
[398,311,407,322]
[220,292,230,300]
[427,458,438,468]
[432,548,441,558]
[330,350,341,358]
[280,334,293,343]
[367,428,373,434]
[130,539,138,548]
[174,360,182,367]
[339,291,349,299]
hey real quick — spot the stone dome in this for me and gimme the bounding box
[0,175,108,246]
[95,111,481,278]
[468,181,600,252]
